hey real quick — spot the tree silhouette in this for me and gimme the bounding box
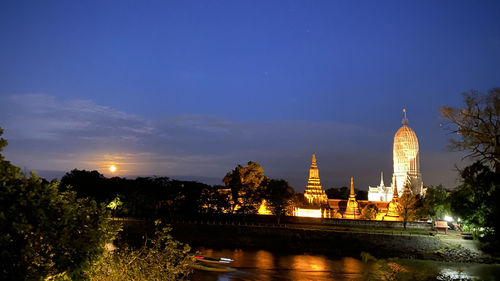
[263,179,295,224]
[399,182,417,229]
[440,88,500,173]
[223,161,265,215]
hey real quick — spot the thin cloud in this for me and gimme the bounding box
[0,94,463,190]
[2,94,154,142]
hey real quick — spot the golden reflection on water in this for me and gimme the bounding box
[194,248,370,281]
[255,250,274,270]
[231,248,245,268]
[192,248,500,281]
[291,254,327,272]
[342,257,363,273]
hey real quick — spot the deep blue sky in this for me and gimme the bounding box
[1,1,499,190]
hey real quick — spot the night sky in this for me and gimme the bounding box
[1,1,499,190]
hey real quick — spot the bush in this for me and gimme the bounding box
[86,222,194,281]
[0,173,115,280]
[0,128,115,280]
[361,203,379,220]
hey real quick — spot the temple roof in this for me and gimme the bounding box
[394,125,418,145]
[393,110,419,153]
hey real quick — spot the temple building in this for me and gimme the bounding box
[295,155,386,220]
[303,154,328,205]
[294,154,329,218]
[258,109,424,221]
[368,109,424,201]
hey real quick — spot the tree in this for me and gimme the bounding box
[361,203,379,220]
[416,185,450,221]
[449,162,499,240]
[263,179,295,224]
[440,88,500,173]
[399,183,418,230]
[440,90,500,253]
[173,180,211,216]
[61,169,111,203]
[325,186,367,200]
[0,128,115,280]
[325,186,349,199]
[199,185,231,214]
[222,161,265,215]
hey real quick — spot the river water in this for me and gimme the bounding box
[190,248,500,281]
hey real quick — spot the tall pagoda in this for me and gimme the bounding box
[304,154,328,205]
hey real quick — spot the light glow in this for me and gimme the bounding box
[444,215,453,222]
[109,165,117,173]
[257,200,272,215]
[296,208,322,218]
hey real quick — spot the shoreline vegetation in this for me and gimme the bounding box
[115,217,500,265]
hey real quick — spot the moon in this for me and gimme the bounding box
[109,165,117,173]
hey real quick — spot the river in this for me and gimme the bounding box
[190,248,500,281]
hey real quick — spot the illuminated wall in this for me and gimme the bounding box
[294,208,322,218]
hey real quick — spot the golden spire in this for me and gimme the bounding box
[308,154,319,179]
[304,154,327,205]
[402,108,408,125]
[350,177,355,197]
[385,175,401,220]
[392,175,399,199]
[345,176,360,219]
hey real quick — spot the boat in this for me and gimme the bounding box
[192,255,236,272]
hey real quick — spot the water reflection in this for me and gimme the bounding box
[255,250,274,270]
[342,257,363,274]
[192,248,368,281]
[191,247,500,281]
[291,254,326,272]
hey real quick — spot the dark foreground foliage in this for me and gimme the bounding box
[87,222,194,281]
[0,128,116,280]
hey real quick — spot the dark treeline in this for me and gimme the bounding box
[59,166,373,222]
[60,161,302,224]
[60,169,230,218]
[325,186,368,200]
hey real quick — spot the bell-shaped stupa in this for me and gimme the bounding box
[384,176,401,221]
[392,109,423,196]
[343,177,361,219]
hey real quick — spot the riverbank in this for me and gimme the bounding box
[115,219,499,264]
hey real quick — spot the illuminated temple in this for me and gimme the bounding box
[368,109,424,201]
[303,154,328,205]
[261,109,423,221]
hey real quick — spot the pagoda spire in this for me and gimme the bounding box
[392,175,399,199]
[380,172,384,187]
[349,177,356,198]
[311,154,317,167]
[402,108,408,125]
[384,175,401,221]
[344,177,360,219]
